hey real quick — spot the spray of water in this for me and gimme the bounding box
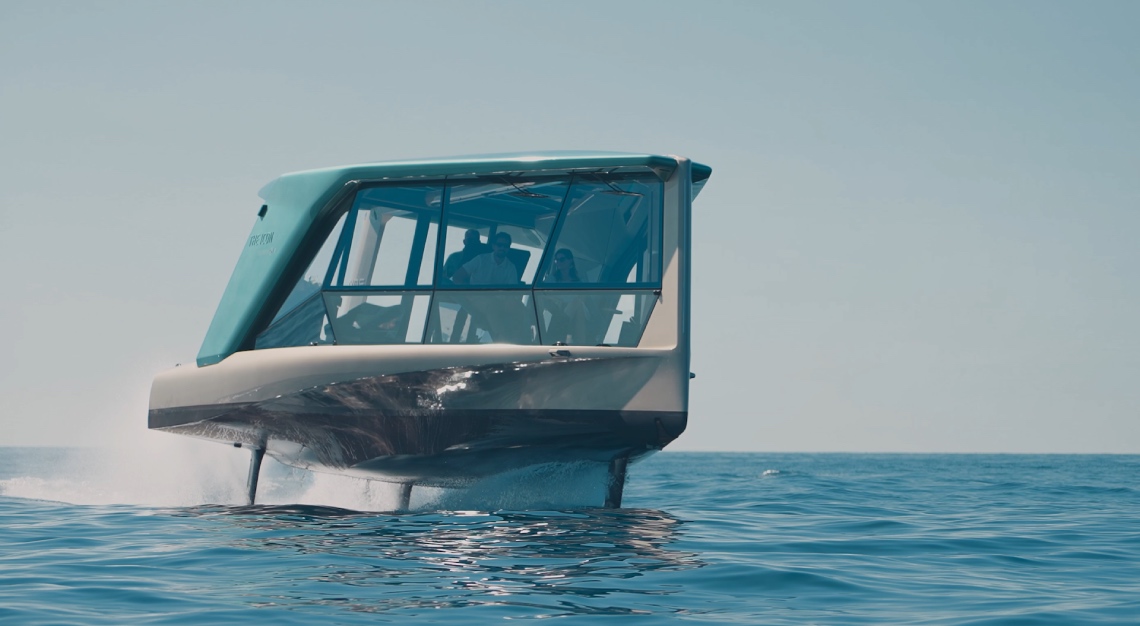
[0,434,248,506]
[1,430,615,511]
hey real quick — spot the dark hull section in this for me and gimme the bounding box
[152,405,684,486]
[150,359,686,486]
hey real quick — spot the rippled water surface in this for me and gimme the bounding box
[2,449,1138,624]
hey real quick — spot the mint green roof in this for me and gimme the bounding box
[197,152,711,366]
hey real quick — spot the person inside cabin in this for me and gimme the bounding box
[543,248,590,344]
[451,231,519,285]
[549,248,581,284]
[450,231,528,342]
[443,228,490,281]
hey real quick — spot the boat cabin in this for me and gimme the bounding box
[199,152,711,365]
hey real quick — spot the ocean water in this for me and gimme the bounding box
[1,448,1138,624]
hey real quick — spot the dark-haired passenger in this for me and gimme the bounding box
[449,231,526,343]
[443,229,490,281]
[452,231,519,286]
[544,248,590,344]
[549,248,581,284]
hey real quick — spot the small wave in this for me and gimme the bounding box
[761,469,781,477]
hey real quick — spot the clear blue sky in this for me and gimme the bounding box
[2,1,1138,452]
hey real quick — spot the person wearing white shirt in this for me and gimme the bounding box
[452,231,519,285]
[448,231,529,342]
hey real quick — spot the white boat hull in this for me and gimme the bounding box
[150,345,687,486]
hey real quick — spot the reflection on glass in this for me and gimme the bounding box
[335,186,441,288]
[427,291,538,345]
[535,291,657,346]
[255,212,348,349]
[325,292,430,345]
[254,291,331,349]
[539,175,662,287]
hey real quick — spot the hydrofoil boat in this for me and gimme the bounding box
[148,152,711,508]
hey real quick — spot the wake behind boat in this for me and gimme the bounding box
[148,152,711,508]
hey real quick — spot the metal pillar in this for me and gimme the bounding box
[245,446,265,506]
[604,455,629,509]
[397,483,413,511]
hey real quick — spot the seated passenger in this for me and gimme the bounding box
[451,231,519,285]
[549,248,581,284]
[443,229,490,281]
[448,232,530,343]
[543,248,590,344]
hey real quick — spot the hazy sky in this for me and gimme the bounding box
[2,1,1138,452]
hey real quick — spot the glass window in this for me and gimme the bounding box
[254,292,333,349]
[332,186,440,288]
[692,178,708,202]
[254,172,664,350]
[324,292,431,345]
[535,290,657,347]
[439,177,568,287]
[254,212,348,349]
[426,291,538,345]
[539,175,662,287]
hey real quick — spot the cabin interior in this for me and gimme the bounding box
[253,171,671,351]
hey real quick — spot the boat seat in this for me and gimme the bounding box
[506,248,530,283]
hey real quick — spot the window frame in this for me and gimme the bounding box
[253,171,667,348]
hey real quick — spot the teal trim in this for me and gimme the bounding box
[691,163,712,184]
[196,152,711,366]
[280,151,684,183]
[332,198,361,287]
[197,170,349,366]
